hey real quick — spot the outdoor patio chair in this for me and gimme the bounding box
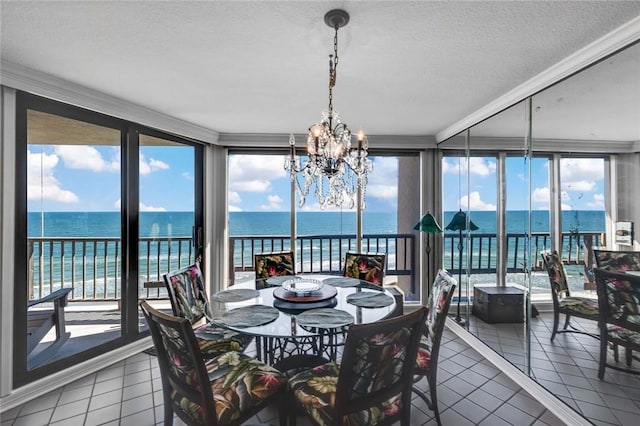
[593,269,640,379]
[288,307,428,426]
[413,269,457,425]
[139,301,288,426]
[343,252,386,286]
[541,251,599,341]
[27,287,73,369]
[163,263,252,358]
[254,250,295,289]
[594,249,640,272]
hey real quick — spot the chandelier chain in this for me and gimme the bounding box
[328,25,339,118]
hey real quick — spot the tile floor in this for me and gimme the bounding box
[470,311,640,426]
[1,327,567,426]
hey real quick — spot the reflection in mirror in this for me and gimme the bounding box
[526,41,640,423]
[463,101,530,373]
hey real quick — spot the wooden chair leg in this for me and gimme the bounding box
[551,311,560,341]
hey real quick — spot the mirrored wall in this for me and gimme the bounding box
[440,40,640,424]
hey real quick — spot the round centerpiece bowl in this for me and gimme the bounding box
[282,277,323,296]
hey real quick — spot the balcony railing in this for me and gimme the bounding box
[27,231,602,302]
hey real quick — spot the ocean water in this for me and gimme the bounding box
[28,210,605,238]
[27,210,604,297]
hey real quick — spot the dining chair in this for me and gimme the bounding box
[541,251,599,341]
[594,249,640,272]
[288,306,428,426]
[593,268,640,379]
[139,301,288,426]
[343,252,386,286]
[163,263,252,358]
[413,269,457,426]
[254,250,295,289]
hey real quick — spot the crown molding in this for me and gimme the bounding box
[1,61,219,144]
[436,15,640,143]
[219,133,436,150]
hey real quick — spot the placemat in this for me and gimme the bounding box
[346,292,394,308]
[296,308,354,329]
[266,275,297,286]
[213,288,259,303]
[219,305,279,328]
[322,277,361,288]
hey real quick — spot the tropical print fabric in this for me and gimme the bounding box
[164,263,251,357]
[289,326,413,425]
[254,252,295,279]
[597,272,640,327]
[155,320,286,425]
[415,269,456,376]
[594,250,640,272]
[542,251,599,320]
[166,264,211,323]
[344,253,386,286]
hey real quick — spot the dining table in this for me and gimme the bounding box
[209,274,398,368]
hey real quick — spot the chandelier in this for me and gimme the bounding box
[284,9,372,210]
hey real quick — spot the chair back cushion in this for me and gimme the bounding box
[594,268,640,331]
[140,301,287,426]
[425,270,456,343]
[254,251,295,280]
[541,251,570,299]
[164,263,210,324]
[344,252,386,286]
[336,307,427,423]
[594,249,640,272]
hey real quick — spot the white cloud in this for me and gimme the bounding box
[560,158,603,193]
[228,191,242,204]
[562,180,596,192]
[442,157,496,177]
[140,202,166,212]
[140,154,169,176]
[460,191,496,210]
[561,203,572,210]
[113,199,166,211]
[228,155,285,192]
[299,202,356,212]
[260,194,284,210]
[182,172,194,181]
[54,145,119,172]
[228,205,242,212]
[532,187,549,203]
[367,158,398,200]
[587,193,605,208]
[27,150,79,203]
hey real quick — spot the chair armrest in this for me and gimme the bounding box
[27,287,72,308]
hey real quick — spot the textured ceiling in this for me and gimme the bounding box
[2,1,639,138]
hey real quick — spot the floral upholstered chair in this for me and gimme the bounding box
[288,307,428,426]
[164,263,252,358]
[139,301,287,426]
[254,251,295,289]
[413,269,456,425]
[593,268,640,379]
[594,249,640,272]
[541,251,599,341]
[343,252,386,286]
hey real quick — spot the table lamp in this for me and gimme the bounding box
[445,209,479,325]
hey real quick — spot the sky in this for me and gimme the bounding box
[27,144,605,213]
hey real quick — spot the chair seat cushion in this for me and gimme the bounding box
[559,297,599,317]
[414,342,431,376]
[608,326,640,345]
[171,351,287,424]
[289,362,402,426]
[194,323,253,357]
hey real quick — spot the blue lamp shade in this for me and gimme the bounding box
[445,209,479,231]
[414,212,443,234]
